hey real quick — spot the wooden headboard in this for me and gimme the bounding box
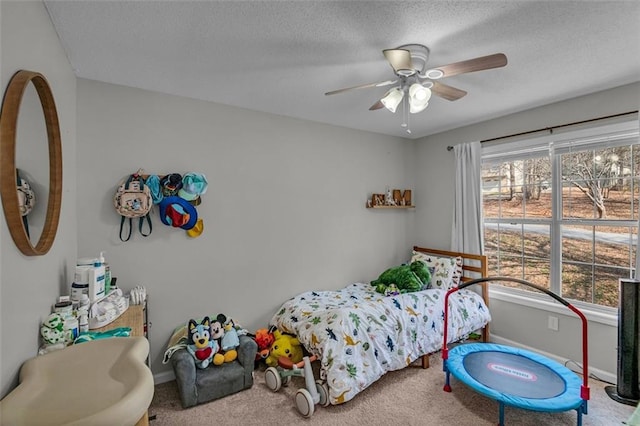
[412,246,490,342]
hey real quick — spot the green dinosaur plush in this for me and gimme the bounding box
[371,260,432,294]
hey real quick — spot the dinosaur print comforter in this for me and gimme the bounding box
[270,282,490,405]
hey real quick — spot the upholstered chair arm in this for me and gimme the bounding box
[237,335,258,373]
[171,348,198,408]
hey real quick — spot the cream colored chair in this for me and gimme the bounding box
[0,337,154,426]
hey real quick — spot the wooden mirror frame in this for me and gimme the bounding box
[0,70,63,256]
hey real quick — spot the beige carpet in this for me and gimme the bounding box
[149,354,636,425]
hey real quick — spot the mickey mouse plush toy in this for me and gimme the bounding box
[210,314,238,365]
[187,316,218,369]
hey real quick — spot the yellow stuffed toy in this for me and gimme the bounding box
[265,330,303,367]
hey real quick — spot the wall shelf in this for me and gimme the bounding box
[367,189,414,209]
[366,205,415,209]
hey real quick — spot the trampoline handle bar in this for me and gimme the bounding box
[567,303,590,401]
[442,276,590,400]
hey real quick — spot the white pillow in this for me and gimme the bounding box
[411,251,462,290]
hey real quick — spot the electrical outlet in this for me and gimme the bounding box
[548,315,559,331]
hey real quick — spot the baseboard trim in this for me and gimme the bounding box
[490,335,617,385]
[153,370,175,385]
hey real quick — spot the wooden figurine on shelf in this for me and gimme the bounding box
[392,189,402,205]
[385,188,396,206]
[403,189,412,206]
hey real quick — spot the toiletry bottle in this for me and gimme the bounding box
[78,307,89,334]
[54,299,73,319]
[99,251,111,295]
[88,260,106,302]
[64,317,79,344]
[79,294,90,312]
[71,265,90,301]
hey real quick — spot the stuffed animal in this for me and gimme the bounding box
[221,318,240,351]
[253,328,275,364]
[383,283,400,296]
[370,260,432,294]
[187,316,218,369]
[210,314,237,365]
[265,330,303,368]
[40,313,66,346]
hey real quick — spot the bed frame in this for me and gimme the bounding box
[412,246,489,369]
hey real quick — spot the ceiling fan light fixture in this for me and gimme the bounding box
[381,87,404,113]
[409,83,430,101]
[409,101,429,114]
[423,68,444,80]
[408,84,431,113]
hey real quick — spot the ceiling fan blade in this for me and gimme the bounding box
[383,49,413,74]
[427,53,507,78]
[325,80,397,96]
[431,81,467,101]
[369,88,393,110]
[369,99,385,110]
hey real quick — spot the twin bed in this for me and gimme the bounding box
[269,246,491,406]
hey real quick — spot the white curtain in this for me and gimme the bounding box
[636,115,640,280]
[451,141,484,255]
[636,198,640,280]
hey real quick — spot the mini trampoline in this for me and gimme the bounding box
[442,277,590,426]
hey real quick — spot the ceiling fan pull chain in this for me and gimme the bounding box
[401,95,408,128]
[401,95,411,133]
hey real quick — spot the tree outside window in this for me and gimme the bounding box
[482,125,639,309]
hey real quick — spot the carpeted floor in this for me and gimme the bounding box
[149,354,636,425]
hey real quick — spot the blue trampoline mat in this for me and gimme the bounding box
[446,343,584,413]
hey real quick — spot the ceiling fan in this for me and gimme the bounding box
[325,44,507,133]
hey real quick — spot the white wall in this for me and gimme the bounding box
[414,82,640,381]
[0,1,77,397]
[75,79,415,379]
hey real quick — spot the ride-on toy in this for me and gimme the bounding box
[264,354,330,417]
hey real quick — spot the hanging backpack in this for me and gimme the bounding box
[114,173,153,241]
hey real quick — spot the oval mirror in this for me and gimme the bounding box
[16,82,48,246]
[0,70,63,256]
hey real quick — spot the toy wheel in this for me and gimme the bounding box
[295,388,315,418]
[316,380,330,407]
[264,367,281,392]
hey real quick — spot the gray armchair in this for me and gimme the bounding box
[171,334,258,408]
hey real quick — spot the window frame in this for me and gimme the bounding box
[482,119,640,320]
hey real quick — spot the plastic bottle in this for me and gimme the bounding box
[78,307,89,334]
[71,266,90,302]
[75,257,95,301]
[54,300,73,319]
[78,294,90,312]
[64,317,79,344]
[99,251,111,295]
[88,260,106,303]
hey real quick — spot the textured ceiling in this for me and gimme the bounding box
[44,1,640,139]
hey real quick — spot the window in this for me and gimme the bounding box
[482,120,640,309]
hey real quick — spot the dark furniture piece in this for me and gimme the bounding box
[605,278,640,406]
